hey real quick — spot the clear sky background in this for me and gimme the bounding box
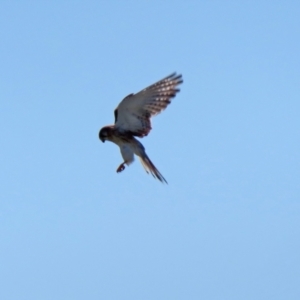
[1,1,299,299]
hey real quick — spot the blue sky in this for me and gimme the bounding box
[1,1,299,299]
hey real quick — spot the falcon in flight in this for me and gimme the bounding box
[99,73,183,183]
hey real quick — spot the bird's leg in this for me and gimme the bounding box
[116,162,126,173]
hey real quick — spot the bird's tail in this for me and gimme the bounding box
[139,154,168,184]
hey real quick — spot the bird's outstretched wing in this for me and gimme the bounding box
[114,73,183,137]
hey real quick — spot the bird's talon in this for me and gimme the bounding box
[116,164,125,173]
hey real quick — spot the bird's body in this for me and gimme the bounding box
[99,73,183,183]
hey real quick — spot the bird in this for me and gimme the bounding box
[99,72,183,183]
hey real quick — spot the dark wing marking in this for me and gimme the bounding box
[114,94,133,124]
[114,108,118,123]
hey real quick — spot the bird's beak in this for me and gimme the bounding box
[100,137,105,143]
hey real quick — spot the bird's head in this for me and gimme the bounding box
[99,126,112,143]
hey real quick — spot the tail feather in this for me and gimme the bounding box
[139,155,168,184]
